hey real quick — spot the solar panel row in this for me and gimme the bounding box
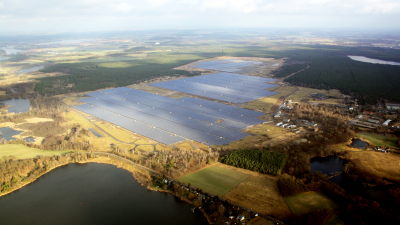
[150,72,277,103]
[74,104,185,145]
[114,87,264,125]
[76,97,233,146]
[80,95,248,141]
[92,90,250,130]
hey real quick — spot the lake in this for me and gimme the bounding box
[16,66,44,75]
[0,127,23,141]
[0,56,9,61]
[37,39,94,45]
[348,55,400,66]
[1,46,25,55]
[0,163,208,225]
[0,98,30,113]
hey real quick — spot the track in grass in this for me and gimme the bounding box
[178,165,249,197]
[284,191,337,216]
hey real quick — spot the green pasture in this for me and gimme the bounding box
[0,144,71,160]
[284,191,338,216]
[178,165,249,197]
[357,133,398,148]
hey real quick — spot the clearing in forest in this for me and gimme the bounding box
[0,144,71,159]
[284,191,337,216]
[178,165,249,197]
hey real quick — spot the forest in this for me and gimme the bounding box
[219,149,287,176]
[34,54,202,95]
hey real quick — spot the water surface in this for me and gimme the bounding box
[0,127,23,141]
[0,98,30,113]
[0,56,9,61]
[0,163,208,225]
[350,139,369,149]
[348,55,400,66]
[1,46,24,55]
[16,66,44,75]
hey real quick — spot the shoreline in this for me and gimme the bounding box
[0,155,213,224]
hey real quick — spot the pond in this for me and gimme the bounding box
[0,163,208,225]
[0,98,30,113]
[0,127,23,141]
[350,138,369,149]
[16,66,44,75]
[348,55,400,66]
[88,128,103,138]
[310,156,392,207]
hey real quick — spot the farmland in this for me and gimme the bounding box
[177,165,249,197]
[357,133,398,148]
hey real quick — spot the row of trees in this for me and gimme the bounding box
[220,149,287,176]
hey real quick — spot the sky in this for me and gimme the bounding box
[0,0,400,33]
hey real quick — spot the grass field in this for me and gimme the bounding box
[178,165,249,197]
[348,150,400,182]
[357,133,398,148]
[286,87,342,104]
[284,192,337,216]
[0,144,71,159]
[220,163,291,220]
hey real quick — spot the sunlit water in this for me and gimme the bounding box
[348,55,400,66]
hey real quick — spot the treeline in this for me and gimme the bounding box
[115,149,219,178]
[34,55,201,95]
[7,54,28,62]
[0,153,96,193]
[220,149,287,176]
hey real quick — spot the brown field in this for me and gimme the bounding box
[220,163,292,220]
[285,87,342,104]
[348,151,400,182]
[243,86,297,113]
[225,123,296,149]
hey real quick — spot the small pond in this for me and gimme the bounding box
[348,55,400,66]
[23,137,35,143]
[0,127,23,141]
[0,98,30,113]
[16,66,44,75]
[350,138,369,149]
[88,128,103,138]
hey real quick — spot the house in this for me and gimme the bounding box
[386,103,400,110]
[237,215,245,221]
[274,111,281,119]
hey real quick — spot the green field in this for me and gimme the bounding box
[178,165,249,197]
[284,192,337,216]
[357,133,398,148]
[0,144,71,159]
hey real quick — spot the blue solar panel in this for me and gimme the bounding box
[149,72,277,103]
[73,88,267,146]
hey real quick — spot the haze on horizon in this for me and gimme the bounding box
[0,0,400,34]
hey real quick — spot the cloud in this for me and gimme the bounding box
[0,0,399,33]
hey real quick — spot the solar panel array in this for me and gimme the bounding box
[191,59,263,72]
[150,72,277,103]
[73,87,266,146]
